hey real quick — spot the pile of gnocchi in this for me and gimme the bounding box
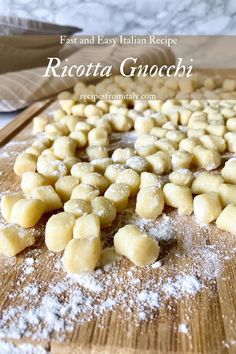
[1,73,236,274]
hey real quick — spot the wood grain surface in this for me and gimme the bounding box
[0,98,236,354]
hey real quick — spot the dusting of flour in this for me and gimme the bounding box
[0,207,235,345]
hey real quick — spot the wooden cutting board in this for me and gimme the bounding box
[0,99,236,354]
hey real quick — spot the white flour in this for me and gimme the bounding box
[0,341,48,354]
[178,323,188,334]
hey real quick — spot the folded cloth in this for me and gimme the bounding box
[0,15,81,35]
[0,36,175,112]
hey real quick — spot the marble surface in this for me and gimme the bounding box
[2,0,236,35]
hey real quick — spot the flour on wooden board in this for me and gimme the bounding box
[0,208,235,345]
[0,118,236,348]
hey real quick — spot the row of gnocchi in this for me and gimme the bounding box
[1,157,236,269]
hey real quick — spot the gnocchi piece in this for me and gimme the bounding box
[134,134,158,156]
[140,172,162,188]
[10,198,44,228]
[222,79,236,92]
[155,138,176,153]
[62,116,79,133]
[69,131,87,148]
[136,187,164,219]
[207,113,224,125]
[84,104,103,118]
[45,122,68,136]
[57,91,72,100]
[136,144,157,157]
[179,137,199,153]
[187,128,206,138]
[169,169,193,187]
[178,77,194,93]
[149,111,167,129]
[71,184,99,201]
[204,77,216,90]
[206,124,226,137]
[64,199,91,217]
[104,163,126,183]
[193,192,222,224]
[37,155,68,183]
[63,157,80,172]
[192,172,223,194]
[81,172,109,194]
[148,100,163,113]
[109,114,133,132]
[96,100,109,113]
[199,135,226,153]
[216,204,236,235]
[91,158,113,174]
[110,105,129,116]
[221,107,235,118]
[188,120,208,130]
[192,145,221,171]
[14,153,37,176]
[150,127,167,138]
[126,156,149,173]
[224,132,236,153]
[134,100,149,112]
[135,134,157,148]
[114,224,160,267]
[146,151,171,175]
[163,183,193,215]
[112,148,135,164]
[20,172,48,194]
[86,145,109,161]
[0,192,24,223]
[45,212,75,252]
[53,136,77,159]
[104,183,130,212]
[162,121,177,130]
[32,115,48,134]
[62,237,102,273]
[59,99,75,115]
[179,108,192,125]
[30,185,62,213]
[0,224,35,256]
[32,136,51,149]
[218,183,236,207]
[116,169,140,196]
[134,116,155,134]
[73,213,100,239]
[55,176,80,202]
[226,118,236,132]
[71,162,95,178]
[166,130,186,145]
[88,128,109,146]
[95,120,112,134]
[171,150,192,170]
[30,138,52,151]
[41,147,54,156]
[33,139,51,150]
[91,196,116,228]
[221,159,236,184]
[24,145,43,157]
[54,108,65,121]
[71,103,86,117]
[75,121,92,132]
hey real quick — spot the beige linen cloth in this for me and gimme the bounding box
[0,39,175,112]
